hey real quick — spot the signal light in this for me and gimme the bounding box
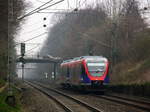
[21,43,25,57]
[144,7,148,10]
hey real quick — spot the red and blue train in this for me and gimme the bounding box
[60,56,109,89]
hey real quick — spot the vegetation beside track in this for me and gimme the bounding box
[0,78,6,88]
[0,87,22,112]
[108,53,150,97]
[112,57,150,84]
[106,82,150,98]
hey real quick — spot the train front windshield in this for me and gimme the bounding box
[87,62,106,77]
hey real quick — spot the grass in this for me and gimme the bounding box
[109,57,150,97]
[111,57,150,85]
[0,78,5,88]
[0,87,22,112]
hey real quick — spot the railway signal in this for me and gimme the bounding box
[21,43,25,57]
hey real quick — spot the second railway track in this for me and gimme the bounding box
[26,81,103,112]
[94,94,150,112]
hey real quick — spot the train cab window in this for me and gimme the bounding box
[87,62,106,76]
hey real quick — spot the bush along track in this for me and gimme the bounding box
[0,86,22,112]
[105,82,150,98]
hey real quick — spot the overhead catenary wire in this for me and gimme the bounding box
[20,26,44,35]
[18,0,53,20]
[18,0,65,20]
[22,43,42,45]
[20,32,47,43]
[17,44,40,56]
[15,32,48,46]
[36,0,65,12]
[18,15,51,30]
[21,20,43,28]
[26,45,40,54]
[37,11,78,14]
[37,0,89,14]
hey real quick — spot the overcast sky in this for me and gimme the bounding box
[15,0,150,57]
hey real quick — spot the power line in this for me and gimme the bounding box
[21,32,47,43]
[22,43,42,45]
[15,32,47,46]
[18,0,53,20]
[37,0,65,12]
[21,20,43,27]
[45,8,73,11]
[18,0,65,20]
[37,11,78,14]
[17,44,40,56]
[21,26,43,35]
[14,43,42,48]
[26,45,40,54]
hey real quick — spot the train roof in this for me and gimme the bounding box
[62,56,108,64]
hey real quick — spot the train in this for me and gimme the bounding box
[60,56,109,90]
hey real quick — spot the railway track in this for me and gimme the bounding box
[94,94,150,112]
[26,81,103,112]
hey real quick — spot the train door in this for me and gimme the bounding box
[81,64,91,84]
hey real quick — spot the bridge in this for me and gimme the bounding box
[16,57,62,64]
[16,55,63,81]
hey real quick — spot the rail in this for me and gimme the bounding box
[33,81,103,112]
[94,94,150,111]
[26,82,103,112]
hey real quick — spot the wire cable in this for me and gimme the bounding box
[37,0,65,12]
[18,0,53,20]
[15,32,47,46]
[21,26,43,35]
[22,32,47,43]
[18,0,64,20]
[26,45,40,54]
